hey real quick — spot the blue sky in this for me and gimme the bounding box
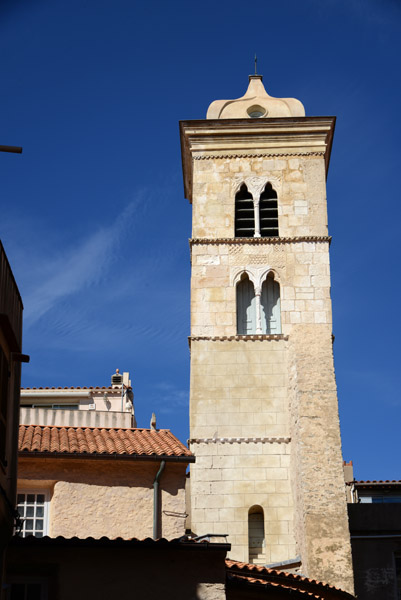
[1,0,400,480]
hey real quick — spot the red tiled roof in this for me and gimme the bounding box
[18,425,194,461]
[227,574,325,599]
[225,560,354,599]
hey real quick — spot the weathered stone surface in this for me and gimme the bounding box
[182,115,354,594]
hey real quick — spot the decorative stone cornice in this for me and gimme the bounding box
[189,334,287,345]
[189,436,291,445]
[180,117,336,202]
[193,151,325,160]
[189,236,331,246]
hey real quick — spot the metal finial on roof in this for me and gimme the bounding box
[249,54,262,81]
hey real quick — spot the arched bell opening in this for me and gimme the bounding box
[260,272,281,334]
[235,184,254,238]
[236,273,256,335]
[259,182,278,237]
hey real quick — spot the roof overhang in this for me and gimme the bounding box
[21,390,93,399]
[353,480,401,490]
[9,534,229,551]
[18,451,195,463]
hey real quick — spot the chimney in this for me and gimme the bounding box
[111,368,123,387]
[343,460,354,484]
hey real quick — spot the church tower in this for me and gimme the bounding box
[180,75,354,593]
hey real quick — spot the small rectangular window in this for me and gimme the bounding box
[16,492,49,537]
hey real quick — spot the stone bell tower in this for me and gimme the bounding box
[180,75,354,593]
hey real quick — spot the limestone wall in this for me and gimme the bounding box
[192,156,327,239]
[183,118,354,593]
[190,339,289,439]
[190,439,295,564]
[191,239,331,338]
[189,338,295,564]
[18,457,187,540]
[288,325,354,592]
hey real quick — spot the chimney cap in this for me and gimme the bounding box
[111,369,123,386]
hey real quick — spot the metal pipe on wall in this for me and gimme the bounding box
[153,460,165,539]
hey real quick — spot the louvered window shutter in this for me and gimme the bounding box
[259,183,279,237]
[261,277,281,334]
[237,278,256,334]
[235,184,254,237]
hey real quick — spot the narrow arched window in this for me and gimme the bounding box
[259,182,278,237]
[261,274,281,334]
[236,274,256,335]
[248,505,265,564]
[235,184,254,237]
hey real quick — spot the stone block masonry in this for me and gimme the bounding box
[181,115,354,594]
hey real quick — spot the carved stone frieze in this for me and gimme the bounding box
[230,265,282,287]
[231,174,282,197]
[244,176,268,199]
[193,152,325,160]
[188,333,288,344]
[188,436,291,445]
[228,245,244,256]
[247,254,285,267]
[190,236,331,246]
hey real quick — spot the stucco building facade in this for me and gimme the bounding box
[16,424,193,540]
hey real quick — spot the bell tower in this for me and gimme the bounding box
[180,75,354,593]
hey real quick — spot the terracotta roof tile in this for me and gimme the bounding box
[19,425,194,460]
[227,573,325,599]
[225,560,354,599]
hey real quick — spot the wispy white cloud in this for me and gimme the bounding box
[22,201,137,324]
[20,233,190,354]
[4,181,191,391]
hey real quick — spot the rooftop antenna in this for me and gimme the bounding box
[254,53,258,75]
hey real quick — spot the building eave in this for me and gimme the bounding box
[18,451,195,463]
